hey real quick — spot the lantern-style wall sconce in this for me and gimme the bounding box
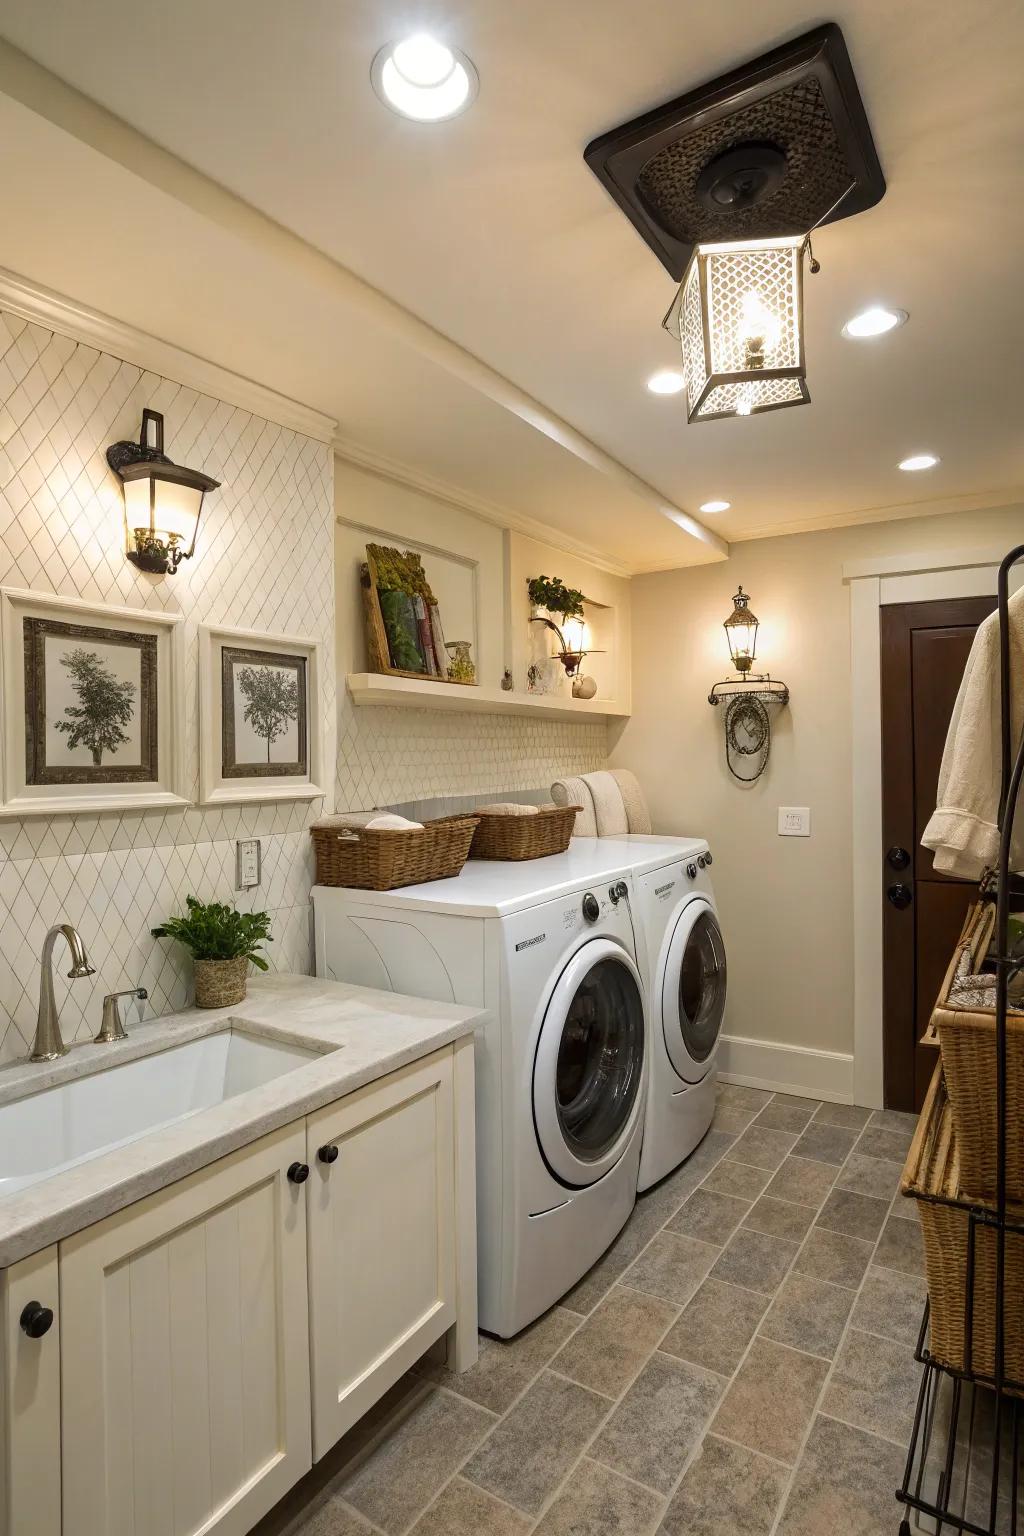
[709,585,789,783]
[106,409,220,575]
[664,235,809,424]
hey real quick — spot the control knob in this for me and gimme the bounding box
[582,892,600,923]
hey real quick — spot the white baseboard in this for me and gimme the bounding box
[716,1033,855,1104]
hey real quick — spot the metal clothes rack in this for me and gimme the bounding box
[897,543,1024,1536]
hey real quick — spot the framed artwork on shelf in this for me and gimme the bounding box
[0,587,186,816]
[199,624,323,805]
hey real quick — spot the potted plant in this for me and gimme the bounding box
[152,896,273,1008]
[526,574,585,623]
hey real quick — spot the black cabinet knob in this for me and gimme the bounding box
[287,1161,310,1184]
[887,846,911,871]
[582,892,600,923]
[20,1301,53,1339]
[887,883,913,910]
[318,1144,339,1164]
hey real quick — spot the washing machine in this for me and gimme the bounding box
[312,844,649,1337]
[595,836,726,1191]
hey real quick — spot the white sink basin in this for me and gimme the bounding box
[0,1028,322,1198]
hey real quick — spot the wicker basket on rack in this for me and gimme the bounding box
[930,901,1024,1202]
[311,815,479,891]
[901,1063,1024,1392]
[469,805,579,861]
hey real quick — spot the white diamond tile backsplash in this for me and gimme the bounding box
[0,309,334,1062]
[0,308,608,1062]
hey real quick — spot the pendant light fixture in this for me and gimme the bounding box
[663,235,809,423]
[107,409,220,575]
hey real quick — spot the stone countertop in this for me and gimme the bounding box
[0,973,484,1268]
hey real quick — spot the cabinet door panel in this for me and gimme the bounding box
[307,1050,456,1457]
[60,1123,311,1536]
[1,1245,60,1536]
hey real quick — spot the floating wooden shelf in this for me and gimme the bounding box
[346,673,629,723]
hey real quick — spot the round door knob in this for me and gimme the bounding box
[582,892,600,923]
[318,1143,339,1164]
[887,883,913,910]
[686,863,698,880]
[20,1301,53,1339]
[287,1161,310,1184]
[887,846,911,871]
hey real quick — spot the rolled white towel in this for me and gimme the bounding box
[581,771,629,836]
[475,802,539,815]
[551,776,597,837]
[320,812,424,832]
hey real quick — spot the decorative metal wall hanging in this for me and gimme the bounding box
[708,588,789,782]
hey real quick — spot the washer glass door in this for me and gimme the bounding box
[534,940,645,1187]
[663,901,727,1083]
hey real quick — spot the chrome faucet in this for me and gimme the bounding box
[32,924,95,1062]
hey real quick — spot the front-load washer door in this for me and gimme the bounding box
[662,899,727,1084]
[533,938,646,1189]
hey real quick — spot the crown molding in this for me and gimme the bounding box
[0,265,338,443]
[333,435,635,578]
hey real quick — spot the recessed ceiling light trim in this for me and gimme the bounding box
[646,369,686,395]
[842,306,908,339]
[699,500,731,513]
[898,453,940,472]
[371,37,478,121]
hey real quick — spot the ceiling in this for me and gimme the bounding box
[0,0,1021,571]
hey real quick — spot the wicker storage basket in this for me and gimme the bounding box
[901,1063,1024,1392]
[469,805,579,861]
[311,815,478,891]
[194,956,248,1009]
[930,901,1024,1201]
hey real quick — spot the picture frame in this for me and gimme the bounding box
[199,624,323,805]
[0,587,186,817]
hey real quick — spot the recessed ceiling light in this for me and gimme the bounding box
[699,500,731,514]
[371,35,478,121]
[646,369,686,395]
[842,306,908,339]
[898,453,940,472]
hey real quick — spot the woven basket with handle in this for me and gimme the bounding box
[311,815,478,891]
[930,901,1024,1202]
[900,1062,1024,1393]
[469,805,579,861]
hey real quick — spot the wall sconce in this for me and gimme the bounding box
[663,235,810,424]
[106,409,220,575]
[529,613,602,678]
[709,585,789,782]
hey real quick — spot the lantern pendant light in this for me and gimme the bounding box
[723,586,760,673]
[663,235,809,424]
[106,409,220,575]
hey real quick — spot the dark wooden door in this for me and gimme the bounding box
[880,596,997,1111]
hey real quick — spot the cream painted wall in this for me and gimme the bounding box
[611,503,1024,1066]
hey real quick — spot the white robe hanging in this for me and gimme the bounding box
[920,586,1024,880]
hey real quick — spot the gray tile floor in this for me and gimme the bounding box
[266,1084,935,1536]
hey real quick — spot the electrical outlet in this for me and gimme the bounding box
[236,838,262,889]
[778,806,811,837]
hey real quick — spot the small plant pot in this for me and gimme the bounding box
[193,956,249,1009]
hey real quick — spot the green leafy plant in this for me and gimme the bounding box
[526,575,584,620]
[152,897,273,970]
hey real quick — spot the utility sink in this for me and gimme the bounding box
[0,1027,323,1198]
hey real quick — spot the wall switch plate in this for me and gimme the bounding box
[236,838,262,889]
[778,806,811,837]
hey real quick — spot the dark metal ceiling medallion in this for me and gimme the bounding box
[585,24,885,280]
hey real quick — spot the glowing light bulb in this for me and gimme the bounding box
[735,388,755,417]
[737,290,781,369]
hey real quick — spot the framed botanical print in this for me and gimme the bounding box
[0,588,186,815]
[199,624,323,804]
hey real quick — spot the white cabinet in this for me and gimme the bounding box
[307,1049,460,1456]
[0,1039,476,1536]
[59,1123,311,1536]
[1,1245,60,1536]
